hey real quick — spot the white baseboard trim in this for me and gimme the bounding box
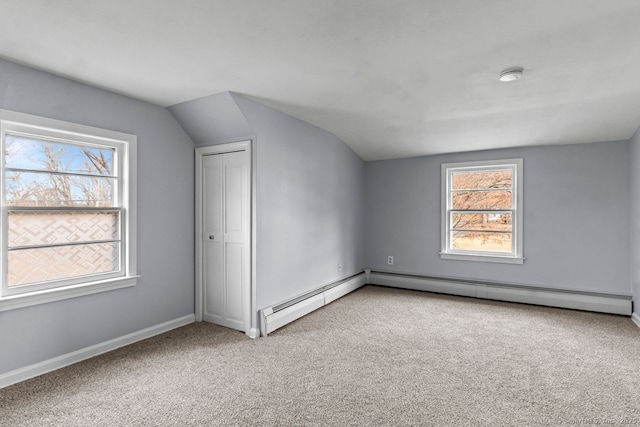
[369,272,632,316]
[0,313,195,389]
[632,313,640,328]
[260,272,367,336]
[246,328,259,339]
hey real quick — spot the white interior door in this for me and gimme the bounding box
[202,149,249,332]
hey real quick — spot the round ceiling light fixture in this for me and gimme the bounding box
[499,67,523,82]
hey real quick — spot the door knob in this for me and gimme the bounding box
[209,235,215,240]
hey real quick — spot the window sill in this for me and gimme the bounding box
[0,276,139,312]
[440,252,525,264]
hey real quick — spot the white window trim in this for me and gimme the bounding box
[0,110,138,311]
[440,158,524,264]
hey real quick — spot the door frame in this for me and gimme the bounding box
[195,140,255,338]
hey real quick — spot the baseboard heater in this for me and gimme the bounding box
[260,272,367,336]
[369,271,632,316]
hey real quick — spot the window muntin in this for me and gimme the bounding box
[0,111,136,300]
[441,159,523,263]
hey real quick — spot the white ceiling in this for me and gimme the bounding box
[2,0,640,160]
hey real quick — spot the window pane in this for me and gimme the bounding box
[5,134,114,176]
[451,231,512,252]
[451,213,512,231]
[8,242,120,287]
[5,171,114,207]
[452,170,512,190]
[452,190,511,209]
[8,211,119,247]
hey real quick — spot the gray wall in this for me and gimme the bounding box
[0,59,196,375]
[630,127,640,313]
[230,94,366,310]
[365,141,631,295]
[170,91,366,322]
[169,92,254,146]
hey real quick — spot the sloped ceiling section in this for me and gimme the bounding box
[6,1,639,160]
[168,92,253,146]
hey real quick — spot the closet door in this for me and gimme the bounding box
[202,150,249,332]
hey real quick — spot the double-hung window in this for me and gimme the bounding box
[441,158,523,264]
[0,110,137,310]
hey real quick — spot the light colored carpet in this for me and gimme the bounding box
[1,285,639,426]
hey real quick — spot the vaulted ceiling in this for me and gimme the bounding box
[2,0,640,160]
